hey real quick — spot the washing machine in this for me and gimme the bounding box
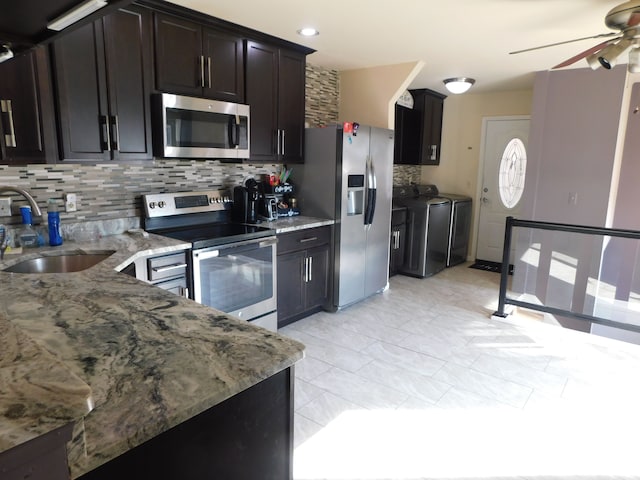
[438,193,473,267]
[393,185,451,278]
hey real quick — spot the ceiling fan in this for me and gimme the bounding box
[510,0,640,72]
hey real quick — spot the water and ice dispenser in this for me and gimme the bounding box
[346,175,365,216]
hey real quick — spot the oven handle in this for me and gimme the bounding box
[193,236,277,261]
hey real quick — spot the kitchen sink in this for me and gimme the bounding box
[3,251,115,274]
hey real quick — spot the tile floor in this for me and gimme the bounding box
[280,263,640,480]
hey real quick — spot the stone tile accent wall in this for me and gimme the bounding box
[305,64,339,128]
[393,165,421,186]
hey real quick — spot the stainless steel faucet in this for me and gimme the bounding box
[0,186,42,217]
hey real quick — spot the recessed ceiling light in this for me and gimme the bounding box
[297,27,319,37]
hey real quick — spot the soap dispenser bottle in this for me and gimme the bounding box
[18,206,39,248]
[47,199,63,246]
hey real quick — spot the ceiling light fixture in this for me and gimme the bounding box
[297,27,319,37]
[443,77,475,94]
[47,0,108,31]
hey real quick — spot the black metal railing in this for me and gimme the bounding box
[494,216,640,334]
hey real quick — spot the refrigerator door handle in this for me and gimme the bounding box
[364,156,377,226]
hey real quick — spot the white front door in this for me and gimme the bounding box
[476,117,530,263]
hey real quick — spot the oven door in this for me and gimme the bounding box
[192,236,277,331]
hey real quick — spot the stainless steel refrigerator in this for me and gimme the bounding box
[297,124,394,309]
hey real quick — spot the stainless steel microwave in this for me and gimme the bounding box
[153,93,250,159]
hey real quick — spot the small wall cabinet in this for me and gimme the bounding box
[0,47,57,165]
[52,5,153,162]
[154,13,245,103]
[394,88,446,165]
[246,41,307,164]
[277,226,331,327]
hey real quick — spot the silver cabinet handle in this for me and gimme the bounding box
[276,129,281,155]
[308,255,312,282]
[302,256,308,282]
[110,115,119,151]
[152,263,187,273]
[207,56,212,89]
[200,55,205,88]
[0,99,16,147]
[100,115,111,151]
[281,129,285,156]
[430,145,437,160]
[299,237,318,243]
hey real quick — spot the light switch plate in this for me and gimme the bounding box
[0,197,11,216]
[65,193,77,212]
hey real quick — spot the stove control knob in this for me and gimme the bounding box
[158,201,166,208]
[149,202,156,209]
[209,197,215,204]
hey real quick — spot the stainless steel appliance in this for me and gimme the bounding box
[297,124,394,309]
[393,185,452,278]
[142,190,277,331]
[153,94,250,159]
[438,192,473,267]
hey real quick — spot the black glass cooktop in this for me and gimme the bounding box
[155,223,275,249]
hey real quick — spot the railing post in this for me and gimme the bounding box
[494,216,514,318]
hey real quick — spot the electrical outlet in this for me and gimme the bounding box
[0,197,11,216]
[65,193,77,212]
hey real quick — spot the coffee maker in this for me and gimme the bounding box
[233,178,262,223]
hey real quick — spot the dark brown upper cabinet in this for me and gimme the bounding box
[0,47,57,165]
[246,41,306,164]
[154,13,245,103]
[394,89,446,165]
[52,5,153,162]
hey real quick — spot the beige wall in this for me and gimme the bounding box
[422,90,533,259]
[339,61,423,129]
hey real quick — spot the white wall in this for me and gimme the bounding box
[423,90,533,259]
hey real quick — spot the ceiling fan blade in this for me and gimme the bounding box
[628,12,640,27]
[509,32,618,55]
[552,39,616,69]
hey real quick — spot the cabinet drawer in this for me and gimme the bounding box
[277,226,331,254]
[147,252,187,281]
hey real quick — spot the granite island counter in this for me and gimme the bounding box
[0,232,305,479]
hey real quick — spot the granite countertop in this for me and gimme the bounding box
[0,232,305,478]
[263,215,334,234]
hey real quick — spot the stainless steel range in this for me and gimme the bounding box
[142,190,277,331]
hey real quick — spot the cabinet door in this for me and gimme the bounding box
[0,49,54,165]
[420,94,444,165]
[276,250,306,327]
[393,104,421,164]
[53,21,111,161]
[154,13,203,96]
[305,245,330,310]
[103,6,153,161]
[277,48,305,164]
[246,41,278,162]
[202,28,245,102]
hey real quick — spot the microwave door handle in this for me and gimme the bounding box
[228,116,238,147]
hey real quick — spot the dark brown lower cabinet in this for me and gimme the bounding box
[0,423,73,480]
[79,368,294,480]
[277,226,331,328]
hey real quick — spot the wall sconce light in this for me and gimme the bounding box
[443,77,475,94]
[47,0,108,31]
